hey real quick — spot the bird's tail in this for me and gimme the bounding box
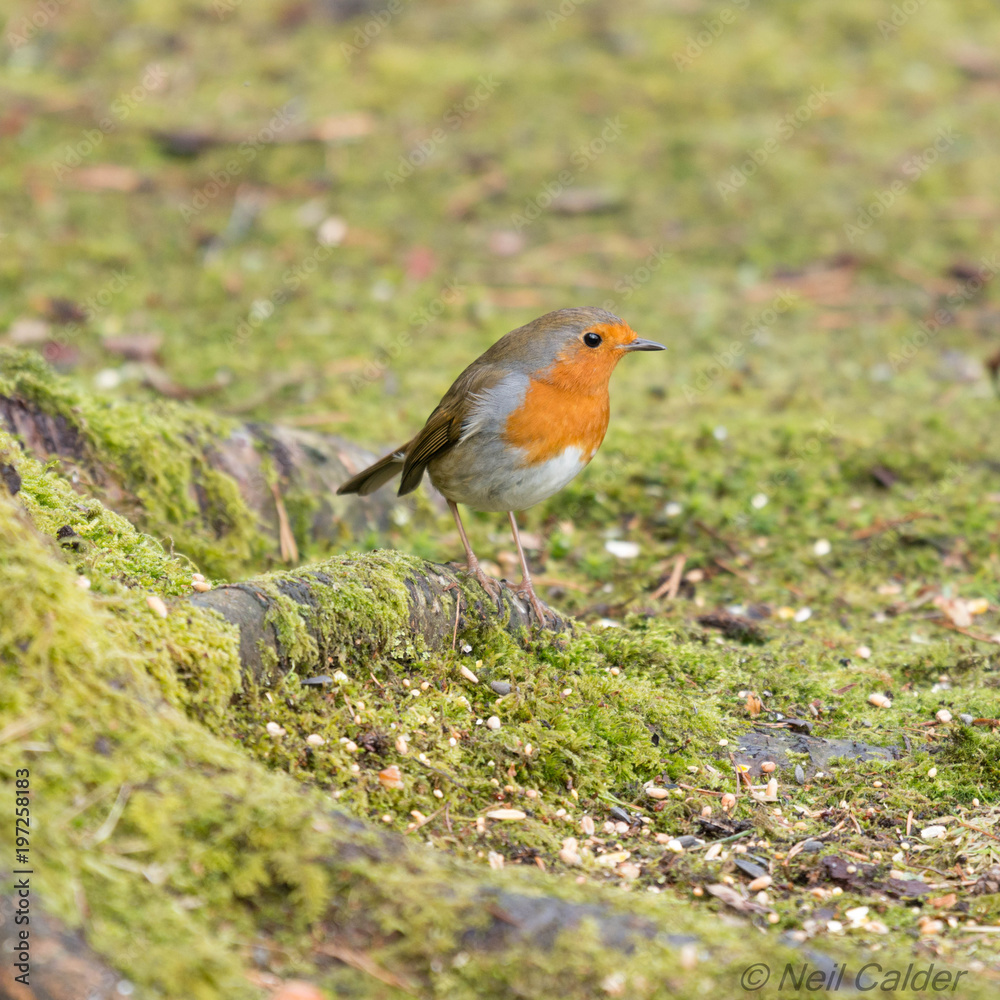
[336,446,408,496]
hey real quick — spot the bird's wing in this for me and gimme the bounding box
[398,362,508,495]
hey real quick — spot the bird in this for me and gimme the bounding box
[337,307,664,622]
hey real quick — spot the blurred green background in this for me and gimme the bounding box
[2,0,998,611]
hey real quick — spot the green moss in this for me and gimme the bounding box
[4,0,1000,992]
[1,347,263,577]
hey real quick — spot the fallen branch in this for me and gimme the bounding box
[187,552,571,683]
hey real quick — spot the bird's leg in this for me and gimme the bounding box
[507,510,549,624]
[448,500,502,608]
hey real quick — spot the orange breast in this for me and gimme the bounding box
[502,378,610,465]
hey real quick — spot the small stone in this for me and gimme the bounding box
[801,839,824,853]
[146,595,168,618]
[306,734,325,747]
[795,765,805,785]
[927,766,938,778]
[490,681,512,695]
[959,713,974,725]
[935,709,952,723]
[970,865,1000,895]
[676,835,703,849]
[486,716,501,731]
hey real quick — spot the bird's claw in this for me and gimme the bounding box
[512,582,550,626]
[469,562,504,613]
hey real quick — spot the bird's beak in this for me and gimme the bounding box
[620,338,666,352]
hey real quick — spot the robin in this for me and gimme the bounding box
[337,307,664,622]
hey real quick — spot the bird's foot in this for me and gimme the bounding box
[467,560,504,613]
[511,580,550,626]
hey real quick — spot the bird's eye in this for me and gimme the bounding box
[583,331,602,348]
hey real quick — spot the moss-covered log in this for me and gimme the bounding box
[188,554,570,684]
[0,480,784,1000]
[0,347,429,576]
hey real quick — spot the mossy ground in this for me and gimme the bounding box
[2,0,1000,997]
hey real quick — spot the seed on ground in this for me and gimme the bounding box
[378,765,404,789]
[486,716,501,730]
[146,595,168,618]
[486,809,526,821]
